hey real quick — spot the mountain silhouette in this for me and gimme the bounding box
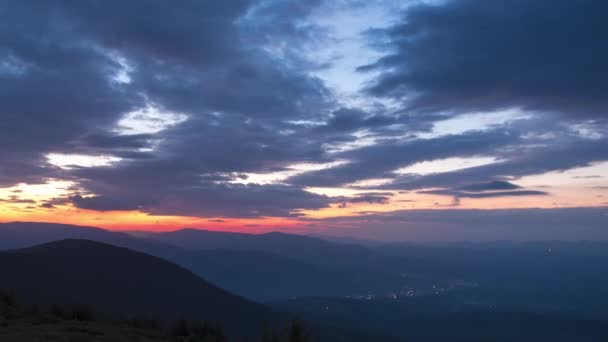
[154,228,402,271]
[0,239,283,338]
[0,222,406,301]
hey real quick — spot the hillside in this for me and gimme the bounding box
[0,239,283,339]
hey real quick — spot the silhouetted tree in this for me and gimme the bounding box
[168,318,226,341]
[0,292,17,319]
[71,304,95,321]
[262,328,281,342]
[126,316,162,330]
[0,292,16,307]
[169,317,190,337]
[50,303,68,319]
[287,320,310,342]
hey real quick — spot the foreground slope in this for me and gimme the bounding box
[0,239,282,338]
[0,320,184,342]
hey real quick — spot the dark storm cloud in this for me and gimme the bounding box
[348,195,389,204]
[317,108,394,133]
[241,0,327,54]
[0,0,340,217]
[0,0,330,158]
[69,194,152,212]
[2,0,606,220]
[76,133,154,151]
[70,1,251,63]
[416,180,549,202]
[67,125,337,216]
[0,158,61,188]
[289,112,608,194]
[0,0,142,185]
[38,197,71,210]
[289,129,517,187]
[385,135,608,191]
[362,0,608,118]
[458,180,521,192]
[344,193,393,204]
[0,196,36,204]
[69,183,331,218]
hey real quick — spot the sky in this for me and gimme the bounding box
[1,0,607,241]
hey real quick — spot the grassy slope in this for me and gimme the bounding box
[0,319,174,342]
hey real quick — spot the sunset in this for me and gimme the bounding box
[1,0,607,341]
[1,0,607,241]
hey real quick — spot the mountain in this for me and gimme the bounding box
[0,222,189,261]
[0,239,282,339]
[153,229,428,294]
[181,248,402,301]
[0,222,128,249]
[0,222,408,301]
[153,228,404,271]
[1,222,397,271]
[0,239,399,341]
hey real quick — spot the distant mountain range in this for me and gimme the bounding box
[0,222,408,301]
[152,228,395,270]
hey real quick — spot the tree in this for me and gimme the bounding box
[169,317,190,337]
[262,328,281,342]
[287,320,310,342]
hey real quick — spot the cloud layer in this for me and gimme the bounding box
[362,0,608,118]
[0,0,606,231]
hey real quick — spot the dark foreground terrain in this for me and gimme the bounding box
[0,238,394,341]
[0,291,308,342]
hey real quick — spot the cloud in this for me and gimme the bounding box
[0,0,338,218]
[69,178,333,218]
[0,196,36,204]
[415,180,548,200]
[416,180,548,201]
[341,192,393,205]
[38,197,71,210]
[69,194,153,212]
[347,194,391,204]
[385,135,608,190]
[420,189,548,199]
[312,207,608,241]
[362,0,608,118]
[290,129,517,187]
[457,180,521,192]
[1,0,606,223]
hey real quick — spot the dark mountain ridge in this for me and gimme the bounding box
[153,228,408,272]
[0,239,282,339]
[0,222,407,301]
